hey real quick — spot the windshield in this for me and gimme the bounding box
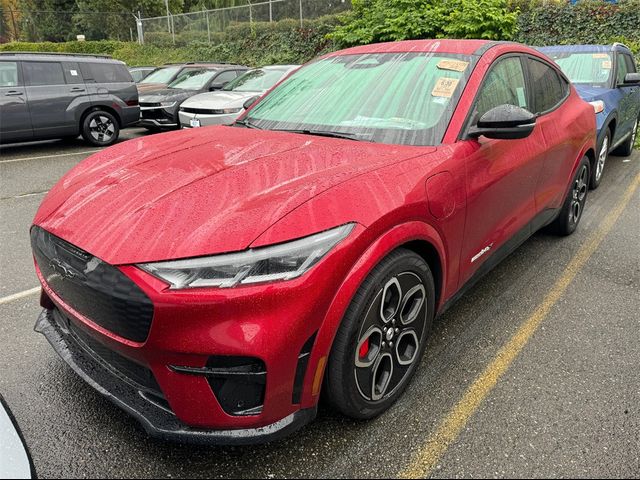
[548,52,612,87]
[168,69,217,90]
[140,66,180,84]
[224,68,290,93]
[245,53,472,145]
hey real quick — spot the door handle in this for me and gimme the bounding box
[70,87,85,92]
[5,90,23,96]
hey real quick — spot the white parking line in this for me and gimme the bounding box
[0,287,40,305]
[0,149,102,164]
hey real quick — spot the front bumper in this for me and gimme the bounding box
[178,110,238,128]
[35,308,317,445]
[139,106,178,129]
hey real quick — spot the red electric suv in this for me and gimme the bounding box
[31,40,596,444]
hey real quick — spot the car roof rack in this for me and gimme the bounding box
[0,51,112,59]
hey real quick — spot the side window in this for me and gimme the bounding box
[616,53,629,85]
[527,58,566,114]
[214,70,237,85]
[0,62,19,87]
[62,62,83,84]
[23,61,65,87]
[79,63,132,83]
[475,56,529,119]
[624,54,636,74]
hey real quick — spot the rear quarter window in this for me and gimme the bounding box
[80,62,133,83]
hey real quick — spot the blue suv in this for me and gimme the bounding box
[538,43,640,188]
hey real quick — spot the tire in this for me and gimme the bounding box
[324,248,435,419]
[612,117,638,157]
[547,156,590,236]
[81,110,119,147]
[590,129,610,190]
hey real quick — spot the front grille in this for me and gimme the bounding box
[141,109,171,120]
[140,102,161,107]
[31,226,154,343]
[181,107,219,115]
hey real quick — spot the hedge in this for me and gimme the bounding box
[0,15,341,67]
[515,0,640,64]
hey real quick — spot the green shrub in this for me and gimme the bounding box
[329,0,517,47]
[0,15,340,67]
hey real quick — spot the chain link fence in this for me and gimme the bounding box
[138,0,351,46]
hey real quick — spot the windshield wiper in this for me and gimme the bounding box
[234,118,262,129]
[279,129,361,141]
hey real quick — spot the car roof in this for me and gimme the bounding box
[161,62,247,69]
[327,39,498,57]
[0,52,124,64]
[537,44,633,54]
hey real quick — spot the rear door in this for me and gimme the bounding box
[0,60,32,142]
[23,60,83,137]
[459,55,544,284]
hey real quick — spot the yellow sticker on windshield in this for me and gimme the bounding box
[602,60,612,69]
[437,59,469,72]
[593,53,610,59]
[432,78,460,98]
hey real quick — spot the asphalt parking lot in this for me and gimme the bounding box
[1,130,638,478]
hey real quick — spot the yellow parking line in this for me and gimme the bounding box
[399,171,640,479]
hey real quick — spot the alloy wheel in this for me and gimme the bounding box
[89,115,115,143]
[354,272,427,402]
[595,135,609,182]
[569,164,588,225]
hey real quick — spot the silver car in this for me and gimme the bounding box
[178,65,299,128]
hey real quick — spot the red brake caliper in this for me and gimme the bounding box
[359,337,370,359]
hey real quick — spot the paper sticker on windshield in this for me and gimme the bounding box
[593,53,610,59]
[432,78,460,98]
[602,60,612,69]
[70,70,78,76]
[437,60,469,72]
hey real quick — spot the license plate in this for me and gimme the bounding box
[190,118,201,128]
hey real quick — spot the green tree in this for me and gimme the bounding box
[330,0,517,47]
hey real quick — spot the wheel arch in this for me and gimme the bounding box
[79,104,123,129]
[300,221,447,408]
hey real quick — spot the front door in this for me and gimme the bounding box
[0,60,32,142]
[458,55,545,284]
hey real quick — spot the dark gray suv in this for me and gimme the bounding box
[0,52,139,146]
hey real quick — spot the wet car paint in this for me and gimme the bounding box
[30,39,596,439]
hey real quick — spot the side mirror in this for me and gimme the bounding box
[243,95,260,110]
[468,104,536,140]
[209,82,225,91]
[621,73,640,86]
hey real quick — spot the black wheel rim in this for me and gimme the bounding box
[89,115,115,143]
[570,164,588,225]
[354,272,427,402]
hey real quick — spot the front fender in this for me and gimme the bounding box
[299,220,446,408]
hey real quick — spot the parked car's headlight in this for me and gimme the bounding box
[160,101,176,108]
[213,107,243,114]
[138,224,355,289]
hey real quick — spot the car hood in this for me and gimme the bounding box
[181,90,262,110]
[34,127,432,265]
[573,85,611,102]
[140,88,198,104]
[137,82,168,94]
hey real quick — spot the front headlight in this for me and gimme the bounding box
[161,101,177,108]
[138,224,355,289]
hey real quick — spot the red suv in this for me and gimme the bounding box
[31,40,595,444]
